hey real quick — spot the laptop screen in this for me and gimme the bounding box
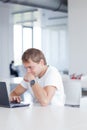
[0,82,10,107]
[0,82,30,108]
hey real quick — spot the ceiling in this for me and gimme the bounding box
[0,0,68,12]
[0,0,68,27]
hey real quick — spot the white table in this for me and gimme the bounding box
[0,105,87,130]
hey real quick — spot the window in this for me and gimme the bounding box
[13,24,42,65]
[42,26,68,71]
[23,26,33,52]
[13,24,22,65]
[13,25,33,65]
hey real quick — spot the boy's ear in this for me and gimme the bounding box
[40,59,44,65]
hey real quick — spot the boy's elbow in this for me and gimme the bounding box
[40,99,50,106]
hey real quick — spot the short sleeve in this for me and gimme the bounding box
[42,66,63,90]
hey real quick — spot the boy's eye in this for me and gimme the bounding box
[28,67,31,69]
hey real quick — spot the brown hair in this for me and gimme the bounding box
[22,48,47,65]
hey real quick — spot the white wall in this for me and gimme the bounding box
[68,0,87,74]
[0,3,13,78]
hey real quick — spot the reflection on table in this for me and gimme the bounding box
[0,105,87,130]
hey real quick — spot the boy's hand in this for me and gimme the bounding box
[10,96,22,103]
[24,72,35,82]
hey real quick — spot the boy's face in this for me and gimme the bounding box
[23,59,44,77]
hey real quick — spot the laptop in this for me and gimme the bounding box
[0,82,30,108]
